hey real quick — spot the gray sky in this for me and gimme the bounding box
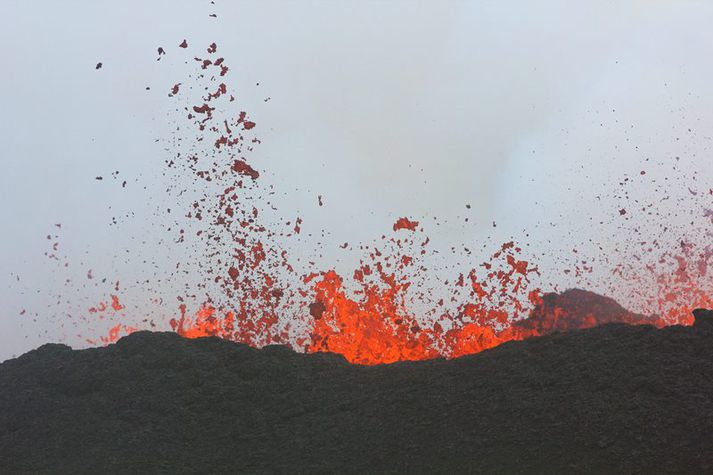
[2,0,713,361]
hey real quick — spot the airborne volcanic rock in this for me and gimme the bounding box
[2,317,713,473]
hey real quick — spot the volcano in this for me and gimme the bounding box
[21,39,712,369]
[1,304,712,473]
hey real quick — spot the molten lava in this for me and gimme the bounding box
[35,37,711,366]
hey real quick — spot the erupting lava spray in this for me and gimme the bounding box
[20,36,713,366]
[145,40,710,365]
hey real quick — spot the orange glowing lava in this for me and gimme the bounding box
[50,39,712,365]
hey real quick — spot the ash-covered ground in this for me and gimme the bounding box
[1,307,713,474]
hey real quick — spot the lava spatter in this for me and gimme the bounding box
[107,40,710,365]
[24,34,711,366]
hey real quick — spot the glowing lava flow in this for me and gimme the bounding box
[166,226,709,366]
[83,39,710,365]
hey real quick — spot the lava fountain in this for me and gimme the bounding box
[31,39,713,366]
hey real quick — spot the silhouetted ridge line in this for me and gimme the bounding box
[1,310,712,473]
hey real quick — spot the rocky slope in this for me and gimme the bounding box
[1,312,712,473]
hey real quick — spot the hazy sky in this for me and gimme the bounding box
[2,1,713,361]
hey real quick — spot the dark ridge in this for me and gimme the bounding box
[2,317,713,473]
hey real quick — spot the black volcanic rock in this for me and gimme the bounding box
[2,322,713,473]
[693,308,713,327]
